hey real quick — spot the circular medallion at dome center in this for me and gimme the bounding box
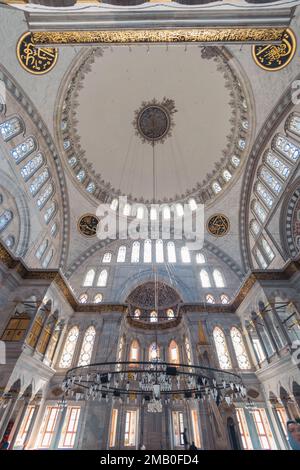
[138,105,170,142]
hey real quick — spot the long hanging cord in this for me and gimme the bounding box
[152,138,159,381]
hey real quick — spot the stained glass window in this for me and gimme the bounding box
[94,293,103,304]
[59,326,79,369]
[11,137,36,163]
[196,253,205,264]
[259,167,282,195]
[256,182,274,208]
[239,139,246,150]
[36,239,48,260]
[0,117,23,141]
[250,219,260,236]
[144,239,152,263]
[206,294,215,304]
[77,326,96,367]
[83,269,95,287]
[131,241,140,263]
[230,327,251,370]
[261,238,275,262]
[79,293,88,304]
[220,294,230,304]
[76,169,85,182]
[97,269,108,287]
[149,342,159,361]
[44,202,56,224]
[213,269,225,288]
[117,246,126,263]
[169,340,180,364]
[231,156,240,167]
[212,181,222,194]
[274,135,300,163]
[167,309,174,319]
[63,140,71,150]
[181,246,191,263]
[86,181,96,194]
[252,200,267,223]
[102,252,112,263]
[288,113,300,137]
[37,183,54,209]
[0,210,12,232]
[200,269,211,288]
[167,241,176,263]
[156,239,164,263]
[265,151,290,180]
[29,168,50,196]
[5,235,15,249]
[255,248,268,269]
[134,309,141,318]
[129,340,139,362]
[213,327,232,369]
[223,169,232,182]
[42,248,53,268]
[68,156,77,168]
[20,153,44,181]
[150,311,158,323]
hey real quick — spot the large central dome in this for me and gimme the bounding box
[61,45,249,203]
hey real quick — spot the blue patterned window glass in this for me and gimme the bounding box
[11,137,36,163]
[256,182,274,208]
[20,153,44,181]
[0,210,13,232]
[76,169,86,182]
[259,167,282,195]
[29,168,50,196]
[37,183,54,209]
[63,140,71,150]
[68,156,77,167]
[212,181,222,194]
[265,151,290,180]
[274,135,300,163]
[44,202,56,224]
[287,114,300,137]
[86,182,96,193]
[252,200,267,223]
[0,117,22,141]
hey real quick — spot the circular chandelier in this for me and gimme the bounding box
[62,360,246,413]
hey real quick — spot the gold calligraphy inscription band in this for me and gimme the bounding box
[31,28,286,46]
[17,32,58,75]
[252,28,296,71]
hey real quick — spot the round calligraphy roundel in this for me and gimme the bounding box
[207,214,230,237]
[252,28,296,72]
[17,32,58,75]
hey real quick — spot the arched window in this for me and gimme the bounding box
[167,242,176,263]
[206,294,215,304]
[0,117,23,141]
[86,181,96,194]
[44,201,56,224]
[79,293,88,304]
[50,223,58,238]
[102,252,112,263]
[223,169,232,182]
[196,253,205,264]
[250,219,260,237]
[11,137,36,163]
[0,210,13,232]
[117,246,126,263]
[131,241,140,263]
[188,198,197,211]
[167,309,174,320]
[213,327,232,370]
[213,269,225,288]
[181,246,191,263]
[231,156,240,167]
[212,181,222,194]
[94,293,103,304]
[144,239,152,263]
[59,326,79,369]
[150,311,158,323]
[42,249,53,268]
[110,198,118,211]
[175,203,184,217]
[156,239,164,263]
[230,327,251,370]
[97,269,108,287]
[252,200,267,223]
[136,206,144,220]
[123,203,131,216]
[255,248,268,269]
[134,309,141,319]
[37,183,54,209]
[20,153,44,181]
[260,238,275,262]
[5,235,15,249]
[63,139,71,150]
[274,134,300,163]
[150,207,157,220]
[256,182,274,209]
[200,269,211,288]
[129,339,139,363]
[163,206,171,220]
[36,239,48,260]
[265,151,290,180]
[76,169,86,182]
[287,113,300,136]
[149,342,159,361]
[259,167,282,195]
[83,269,95,287]
[78,326,96,367]
[184,337,192,366]
[29,169,50,196]
[169,340,180,365]
[68,156,77,168]
[220,294,230,304]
